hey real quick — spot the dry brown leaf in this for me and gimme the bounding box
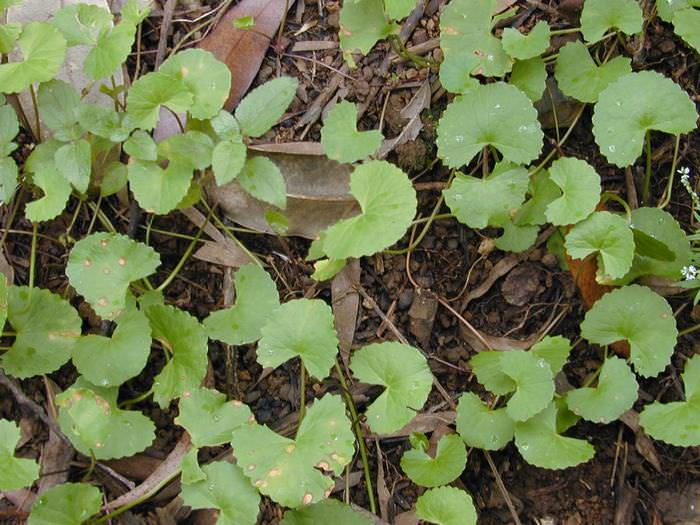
[370,411,457,439]
[331,259,361,368]
[199,0,291,110]
[180,207,254,268]
[377,80,431,159]
[619,409,662,472]
[209,150,358,239]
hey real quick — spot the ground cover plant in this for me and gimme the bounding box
[0,0,698,523]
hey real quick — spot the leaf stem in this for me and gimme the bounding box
[549,27,581,36]
[29,84,41,143]
[333,361,377,515]
[657,134,681,209]
[679,323,700,337]
[28,223,38,290]
[642,130,652,205]
[118,388,153,409]
[601,192,632,222]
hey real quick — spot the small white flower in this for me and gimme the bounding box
[678,167,691,176]
[682,265,698,280]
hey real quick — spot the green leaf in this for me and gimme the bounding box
[554,41,632,103]
[128,160,193,214]
[210,110,241,140]
[160,49,231,119]
[156,131,213,171]
[0,23,21,54]
[281,500,374,525]
[126,71,193,130]
[514,403,595,469]
[619,207,693,282]
[124,130,157,161]
[472,350,555,421]
[231,395,354,508]
[175,387,252,447]
[181,460,260,525]
[494,219,539,253]
[0,419,39,490]
[580,285,677,377]
[339,0,394,57]
[28,483,102,525]
[439,0,511,93]
[415,487,477,525]
[502,21,550,60]
[545,157,601,225]
[212,138,246,185]
[0,157,18,203]
[257,298,338,379]
[385,0,417,19]
[657,0,692,21]
[509,57,546,102]
[564,211,635,281]
[0,104,19,154]
[437,82,543,167]
[56,386,155,459]
[1,287,80,378]
[350,342,432,434]
[592,71,698,167]
[146,304,209,407]
[639,354,700,446]
[673,8,700,51]
[444,162,529,229]
[66,233,160,320]
[85,21,137,80]
[317,160,416,259]
[0,274,7,331]
[233,16,256,30]
[181,448,206,485]
[72,309,151,387]
[100,162,128,197]
[400,433,467,487]
[24,141,72,222]
[238,156,287,209]
[234,77,298,138]
[55,139,92,193]
[51,3,112,46]
[204,264,279,345]
[321,101,383,163]
[37,80,81,139]
[530,336,571,375]
[514,170,560,226]
[121,0,152,26]
[78,104,129,142]
[0,22,67,94]
[580,0,643,42]
[566,357,638,423]
[311,258,347,282]
[455,392,514,450]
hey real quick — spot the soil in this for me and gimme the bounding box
[1,1,700,524]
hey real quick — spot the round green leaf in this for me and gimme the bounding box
[231,395,355,508]
[350,342,432,434]
[1,287,81,378]
[545,157,601,225]
[437,82,543,167]
[281,499,374,525]
[126,71,193,130]
[565,211,635,281]
[673,8,700,52]
[127,159,193,214]
[85,21,136,80]
[0,419,39,490]
[400,433,467,487]
[56,386,155,460]
[514,403,595,469]
[238,156,287,209]
[204,264,280,345]
[37,80,81,139]
[502,21,550,60]
[0,23,21,55]
[72,309,152,387]
[657,0,692,22]
[554,41,631,103]
[639,354,700,446]
[385,0,418,20]
[318,160,417,259]
[234,77,298,138]
[514,170,559,226]
[157,131,213,171]
[530,336,571,375]
[455,392,514,450]
[510,57,546,102]
[415,486,477,525]
[0,157,18,203]
[180,448,206,485]
[175,387,252,447]
[55,139,92,193]
[50,3,112,46]
[493,218,538,253]
[580,0,643,42]
[257,298,338,379]
[24,142,72,223]
[581,285,677,377]
[321,101,383,163]
[0,22,67,94]
[444,162,529,229]
[146,304,209,408]
[28,483,102,525]
[181,460,260,525]
[124,130,157,161]
[100,162,128,197]
[160,49,231,119]
[592,71,698,167]
[66,233,160,320]
[212,138,246,185]
[339,0,394,57]
[566,357,638,423]
[0,103,19,154]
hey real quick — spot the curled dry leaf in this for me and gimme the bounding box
[208,147,358,239]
